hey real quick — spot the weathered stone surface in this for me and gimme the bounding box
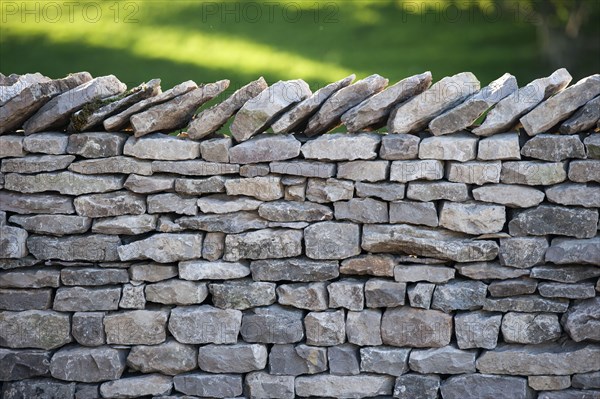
[394,265,455,283]
[0,288,52,310]
[75,191,146,218]
[488,278,538,297]
[259,200,332,222]
[355,182,405,201]
[245,372,295,399]
[546,183,600,208]
[521,74,600,136]
[50,346,126,382]
[296,374,395,398]
[225,176,283,201]
[198,343,267,373]
[124,174,175,193]
[179,260,249,280]
[501,161,568,186]
[473,68,572,136]
[67,132,128,159]
[27,234,120,261]
[306,74,388,136]
[530,390,600,399]
[562,297,600,342]
[572,371,600,389]
[476,341,600,375]
[508,205,598,238]
[359,346,410,376]
[61,268,128,286]
[129,263,177,283]
[0,310,71,349]
[23,75,126,134]
[340,254,395,277]
[560,96,600,133]
[202,232,225,261]
[99,374,172,398]
[305,310,346,346]
[269,344,327,375]
[407,283,435,309]
[241,304,304,343]
[389,72,480,133]
[104,309,169,345]
[394,374,440,399]
[200,136,231,163]
[389,200,438,227]
[432,280,487,313]
[521,134,586,162]
[69,156,152,175]
[152,159,239,176]
[147,193,197,216]
[306,178,354,202]
[499,237,548,268]
[363,223,499,262]
[501,312,562,344]
[334,198,388,223]
[132,80,229,136]
[419,133,478,162]
[342,71,432,132]
[439,201,505,235]
[0,136,25,158]
[447,161,501,185]
[478,132,521,160]
[224,228,302,261]
[0,348,51,380]
[569,160,600,183]
[23,132,70,155]
[270,160,336,179]
[429,73,517,135]
[381,307,453,348]
[528,375,571,391]
[407,181,469,202]
[390,159,444,182]
[409,345,476,374]
[1,73,50,105]
[119,283,145,310]
[546,237,600,267]
[209,280,276,310]
[197,194,261,214]
[168,305,241,344]
[252,258,338,282]
[71,312,105,346]
[441,374,533,399]
[231,79,311,141]
[472,184,545,208]
[174,176,225,195]
[54,286,120,311]
[328,344,360,376]
[346,309,382,346]
[584,134,600,159]
[228,134,301,164]
[483,295,569,313]
[0,225,28,259]
[302,133,381,162]
[539,282,596,299]
[276,282,328,311]
[1,379,75,399]
[123,133,200,160]
[337,160,388,183]
[188,77,268,139]
[531,265,600,283]
[92,214,156,235]
[455,311,502,349]
[305,221,360,260]
[118,233,203,263]
[146,279,208,305]
[328,279,364,311]
[176,211,268,233]
[172,373,243,398]
[4,172,124,195]
[380,133,420,160]
[1,154,74,174]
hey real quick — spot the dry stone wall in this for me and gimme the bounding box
[0,69,599,399]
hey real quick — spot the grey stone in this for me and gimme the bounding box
[23,132,69,155]
[1,379,74,399]
[146,279,208,305]
[0,256,40,270]
[0,288,52,310]
[572,371,600,389]
[200,136,231,163]
[306,178,354,203]
[429,73,518,135]
[478,132,521,160]
[0,348,51,380]
[488,278,538,297]
[455,311,502,349]
[188,77,268,139]
[334,198,388,223]
[407,283,435,309]
[546,237,600,266]
[147,193,197,216]
[407,181,469,202]
[4,171,124,195]
[409,345,476,374]
[501,312,562,344]
[337,160,389,182]
[521,74,600,136]
[229,134,301,163]
[390,160,444,182]
[224,228,302,261]
[0,225,28,259]
[231,79,311,141]
[355,182,405,201]
[522,134,586,161]
[50,346,126,382]
[176,211,268,233]
[225,176,284,201]
[104,309,169,345]
[395,265,454,283]
[305,310,346,346]
[99,374,172,399]
[119,283,146,310]
[531,265,600,283]
[340,254,395,277]
[381,307,453,348]
[546,183,600,208]
[240,163,272,177]
[569,160,600,183]
[251,258,338,282]
[270,160,336,178]
[499,237,548,268]
[328,279,364,311]
[27,234,120,261]
[92,214,157,235]
[0,136,25,158]
[285,184,306,202]
[476,341,600,375]
[328,344,360,375]
[131,80,229,136]
[472,184,545,208]
[61,268,128,286]
[74,191,146,218]
[363,223,499,262]
[528,375,571,391]
[209,280,276,310]
[269,344,327,375]
[346,309,382,346]
[173,373,242,398]
[501,161,567,185]
[562,297,600,342]
[447,161,501,185]
[432,280,487,313]
[584,134,600,158]
[483,296,569,313]
[0,310,71,349]
[129,263,177,282]
[241,304,304,343]
[305,221,360,260]
[306,74,388,136]
[72,312,105,346]
[198,343,267,373]
[537,390,600,399]
[342,71,432,132]
[24,75,126,134]
[124,174,175,193]
[122,133,200,160]
[0,72,50,105]
[117,233,203,263]
[441,374,533,399]
[174,176,226,195]
[67,132,128,158]
[258,200,332,222]
[245,372,295,399]
[394,374,440,399]
[152,159,239,176]
[302,133,381,161]
[380,133,420,160]
[180,260,249,280]
[295,374,395,398]
[539,282,596,299]
[560,96,600,133]
[168,305,241,344]
[1,154,74,173]
[389,200,438,227]
[473,68,572,136]
[276,282,328,311]
[360,346,410,377]
[69,156,153,175]
[508,205,598,238]
[389,72,480,133]
[197,194,261,214]
[54,287,120,311]
[419,132,479,161]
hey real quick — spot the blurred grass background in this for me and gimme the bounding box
[1,0,599,96]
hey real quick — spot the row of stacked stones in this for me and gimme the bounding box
[0,68,599,399]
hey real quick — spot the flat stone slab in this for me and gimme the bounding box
[123,133,201,160]
[4,172,125,195]
[0,72,50,106]
[559,95,600,133]
[521,134,585,162]
[508,204,598,238]
[0,310,71,349]
[228,134,301,164]
[50,346,127,383]
[441,374,533,399]
[117,233,203,263]
[251,258,338,282]
[301,133,381,161]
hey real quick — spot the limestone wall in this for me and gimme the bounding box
[0,69,599,399]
